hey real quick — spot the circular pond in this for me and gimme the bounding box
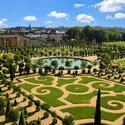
[32,57,92,69]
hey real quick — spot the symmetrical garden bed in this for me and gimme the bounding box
[17,75,125,125]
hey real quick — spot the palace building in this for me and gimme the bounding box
[0,34,30,47]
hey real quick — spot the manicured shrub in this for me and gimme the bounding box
[41,103,50,110]
[36,106,40,112]
[51,111,57,118]
[7,109,20,122]
[51,118,57,125]
[28,101,33,107]
[43,112,49,118]
[34,100,41,107]
[59,66,64,70]
[28,94,34,101]
[74,66,79,70]
[62,115,74,125]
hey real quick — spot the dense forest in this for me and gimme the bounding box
[65,25,125,43]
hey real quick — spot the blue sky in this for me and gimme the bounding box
[0,0,125,27]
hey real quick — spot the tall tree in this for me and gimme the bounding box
[5,99,11,117]
[19,111,25,125]
[9,62,15,81]
[94,89,101,125]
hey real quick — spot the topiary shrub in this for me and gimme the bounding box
[41,103,50,110]
[28,94,34,101]
[34,100,41,107]
[50,118,57,125]
[28,101,33,107]
[36,106,40,112]
[7,109,20,122]
[43,112,49,119]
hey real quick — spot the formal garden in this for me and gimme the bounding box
[0,42,125,125]
[14,75,125,125]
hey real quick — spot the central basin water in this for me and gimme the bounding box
[33,57,92,69]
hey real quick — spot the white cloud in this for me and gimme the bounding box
[92,0,125,12]
[106,15,114,19]
[0,20,4,25]
[23,16,37,21]
[106,13,125,19]
[44,21,52,24]
[47,11,68,18]
[76,13,95,23]
[0,18,8,26]
[74,4,84,8]
[2,18,7,21]
[115,13,125,19]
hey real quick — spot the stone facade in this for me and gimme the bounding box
[0,34,30,47]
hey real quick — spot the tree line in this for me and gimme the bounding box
[65,25,125,43]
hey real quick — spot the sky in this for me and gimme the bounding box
[1,0,125,28]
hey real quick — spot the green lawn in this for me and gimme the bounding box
[101,95,125,110]
[66,84,89,93]
[57,78,77,87]
[92,82,125,92]
[103,41,125,46]
[19,83,38,92]
[79,76,102,84]
[24,76,54,85]
[65,91,109,104]
[61,107,124,121]
[36,87,65,107]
